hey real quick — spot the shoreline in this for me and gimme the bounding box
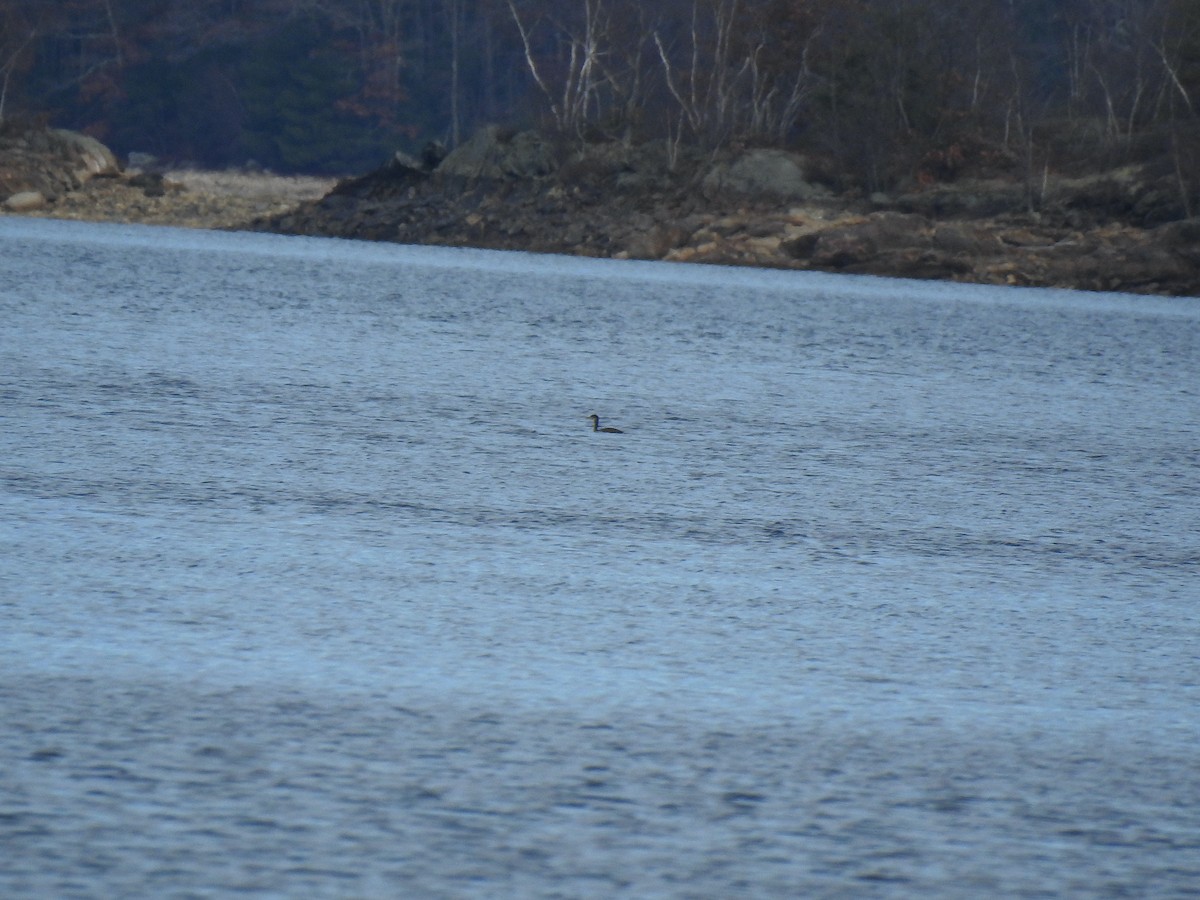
[3,169,336,232]
[3,127,1197,297]
[244,148,1200,297]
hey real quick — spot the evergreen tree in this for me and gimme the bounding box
[236,20,394,172]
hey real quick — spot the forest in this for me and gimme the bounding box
[2,0,1199,195]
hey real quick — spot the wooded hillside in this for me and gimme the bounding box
[3,0,1199,199]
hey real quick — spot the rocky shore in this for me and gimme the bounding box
[250,127,1198,296]
[4,125,1197,296]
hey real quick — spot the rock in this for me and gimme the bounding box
[581,141,677,191]
[1152,217,1200,250]
[810,226,876,267]
[809,212,928,268]
[1,126,121,202]
[1054,240,1188,293]
[781,232,820,259]
[438,125,555,180]
[1035,165,1192,226]
[896,179,1025,218]
[4,190,47,211]
[703,149,830,201]
[49,129,120,177]
[391,149,429,173]
[931,223,999,255]
[128,171,166,197]
[743,235,784,257]
[745,218,783,238]
[127,151,160,171]
[998,227,1056,248]
[625,223,690,260]
[421,141,447,169]
[871,248,974,279]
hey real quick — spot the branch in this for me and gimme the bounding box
[0,29,38,124]
[507,0,564,129]
[1154,39,1194,113]
[653,30,700,134]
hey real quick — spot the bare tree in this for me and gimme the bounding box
[0,22,36,123]
[507,0,655,139]
[652,0,748,147]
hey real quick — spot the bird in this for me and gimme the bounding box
[588,414,624,433]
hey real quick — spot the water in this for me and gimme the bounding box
[2,217,1198,897]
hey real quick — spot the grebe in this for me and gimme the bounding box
[588,414,623,433]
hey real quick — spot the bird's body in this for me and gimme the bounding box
[588,414,623,433]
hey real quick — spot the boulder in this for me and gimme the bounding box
[809,225,876,268]
[625,223,691,260]
[895,179,1026,218]
[0,126,121,203]
[781,232,820,259]
[703,149,830,201]
[390,149,428,174]
[128,171,166,197]
[49,129,120,177]
[560,140,679,191]
[931,223,1002,255]
[808,212,929,267]
[438,126,556,180]
[1155,219,1200,255]
[126,151,160,171]
[1053,240,1193,294]
[421,141,447,169]
[868,248,975,279]
[4,190,47,211]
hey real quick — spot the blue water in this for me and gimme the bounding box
[2,216,1198,897]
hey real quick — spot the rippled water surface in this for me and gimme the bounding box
[2,217,1198,897]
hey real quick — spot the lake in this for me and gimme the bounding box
[2,216,1198,897]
